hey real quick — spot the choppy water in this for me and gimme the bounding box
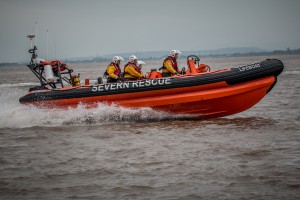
[0,55,299,199]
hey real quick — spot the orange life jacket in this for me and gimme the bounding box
[137,66,142,74]
[50,60,69,71]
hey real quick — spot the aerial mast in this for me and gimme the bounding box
[46,29,49,60]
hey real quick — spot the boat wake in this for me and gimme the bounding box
[0,84,195,129]
[0,82,40,88]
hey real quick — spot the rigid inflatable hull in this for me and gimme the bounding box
[19,59,284,119]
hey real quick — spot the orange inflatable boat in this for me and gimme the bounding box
[19,53,284,119]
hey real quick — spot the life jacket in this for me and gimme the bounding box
[124,62,140,75]
[137,66,142,74]
[50,60,69,72]
[105,62,121,77]
[41,60,68,72]
[160,56,178,72]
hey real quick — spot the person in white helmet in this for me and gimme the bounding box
[105,56,124,83]
[137,60,145,74]
[123,55,144,81]
[160,50,181,77]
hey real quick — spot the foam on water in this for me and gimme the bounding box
[282,70,300,75]
[0,83,194,129]
[0,82,40,88]
[1,56,299,200]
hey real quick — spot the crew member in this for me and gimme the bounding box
[161,50,181,77]
[124,55,144,81]
[137,60,145,74]
[105,56,124,83]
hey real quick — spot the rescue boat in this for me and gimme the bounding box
[19,43,284,119]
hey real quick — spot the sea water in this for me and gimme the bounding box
[0,55,299,199]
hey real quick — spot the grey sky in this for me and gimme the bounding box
[0,0,299,62]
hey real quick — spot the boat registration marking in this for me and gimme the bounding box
[238,63,261,72]
[92,77,171,92]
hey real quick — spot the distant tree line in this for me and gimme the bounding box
[209,48,300,57]
[1,48,300,66]
[0,62,23,67]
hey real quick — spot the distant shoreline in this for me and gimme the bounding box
[1,48,300,66]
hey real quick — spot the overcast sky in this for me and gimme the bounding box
[0,0,300,62]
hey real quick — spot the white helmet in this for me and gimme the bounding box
[112,56,124,64]
[129,55,138,63]
[137,60,145,66]
[170,50,182,57]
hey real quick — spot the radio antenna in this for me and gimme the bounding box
[35,21,38,46]
[46,29,49,60]
[54,34,57,58]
